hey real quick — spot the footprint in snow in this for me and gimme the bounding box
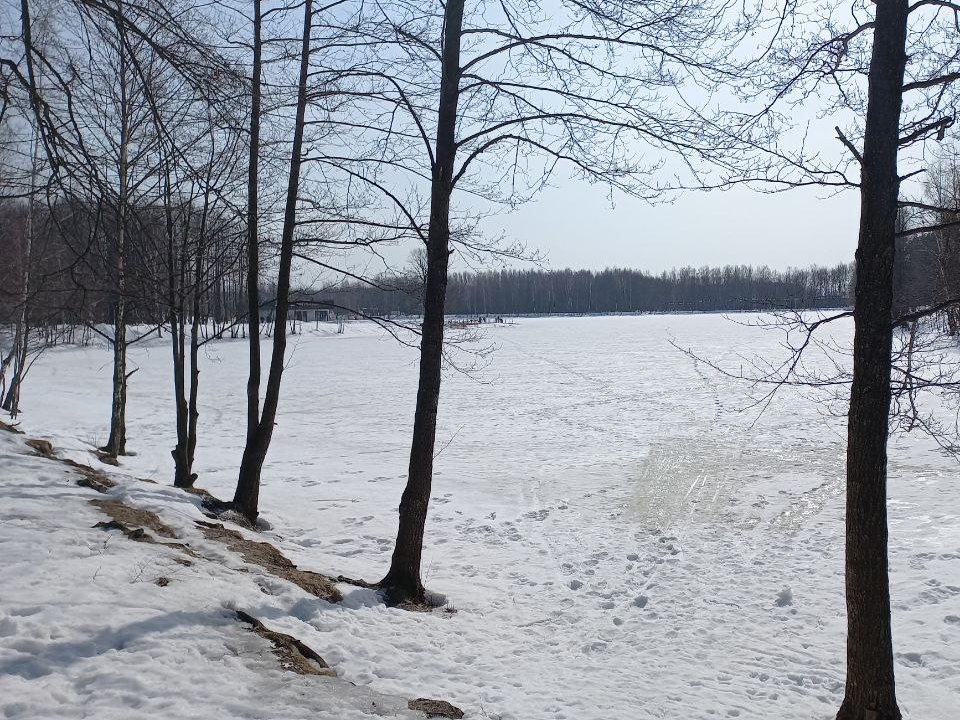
[897,652,924,667]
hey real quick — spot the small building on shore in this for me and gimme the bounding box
[259,292,340,324]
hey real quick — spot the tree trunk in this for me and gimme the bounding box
[379,0,465,604]
[185,189,210,484]
[0,346,14,405]
[233,0,312,524]
[104,46,131,459]
[4,127,39,418]
[1,323,27,416]
[166,164,192,488]
[244,0,263,447]
[104,296,128,457]
[837,2,907,719]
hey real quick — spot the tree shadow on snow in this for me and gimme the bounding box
[0,608,232,679]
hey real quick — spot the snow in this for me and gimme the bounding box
[4,314,960,718]
[0,431,425,719]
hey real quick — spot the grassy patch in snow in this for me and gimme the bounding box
[89,498,199,561]
[196,520,343,603]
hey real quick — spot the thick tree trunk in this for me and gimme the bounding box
[836,2,907,719]
[233,0,312,524]
[380,0,465,604]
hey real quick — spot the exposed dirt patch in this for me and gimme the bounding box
[65,459,118,493]
[90,498,199,559]
[182,485,218,503]
[0,419,23,434]
[396,600,437,613]
[22,439,119,493]
[377,584,448,613]
[91,498,179,538]
[182,486,240,521]
[196,521,343,603]
[236,610,336,676]
[76,472,117,493]
[25,438,55,457]
[408,698,465,718]
[94,450,120,466]
[29,440,152,491]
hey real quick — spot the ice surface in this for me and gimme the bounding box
[5,314,960,719]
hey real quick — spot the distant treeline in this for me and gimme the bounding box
[327,264,855,316]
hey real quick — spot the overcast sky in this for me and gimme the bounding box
[481,178,860,274]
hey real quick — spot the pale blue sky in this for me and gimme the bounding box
[483,181,859,273]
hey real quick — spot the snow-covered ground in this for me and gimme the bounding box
[0,430,426,719]
[4,314,959,718]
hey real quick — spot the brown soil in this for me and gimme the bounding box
[23,437,118,493]
[94,450,120,466]
[89,498,198,560]
[395,599,438,613]
[196,521,342,603]
[67,459,118,493]
[0,419,23,434]
[76,471,118,493]
[25,438,55,457]
[408,698,465,718]
[235,610,336,676]
[91,498,179,538]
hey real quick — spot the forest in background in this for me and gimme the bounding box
[3,1,960,716]
[327,263,854,316]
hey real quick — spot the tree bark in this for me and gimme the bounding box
[380,0,465,604]
[185,189,210,483]
[3,129,37,418]
[233,0,313,524]
[837,2,908,719]
[104,47,131,458]
[166,163,192,487]
[244,0,263,447]
[1,322,27,416]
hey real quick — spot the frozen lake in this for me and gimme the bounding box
[17,314,960,718]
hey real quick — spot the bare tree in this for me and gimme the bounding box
[308,0,741,603]
[242,0,264,486]
[232,0,315,523]
[690,0,960,713]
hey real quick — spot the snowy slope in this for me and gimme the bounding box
[0,430,426,720]
[7,314,960,718]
